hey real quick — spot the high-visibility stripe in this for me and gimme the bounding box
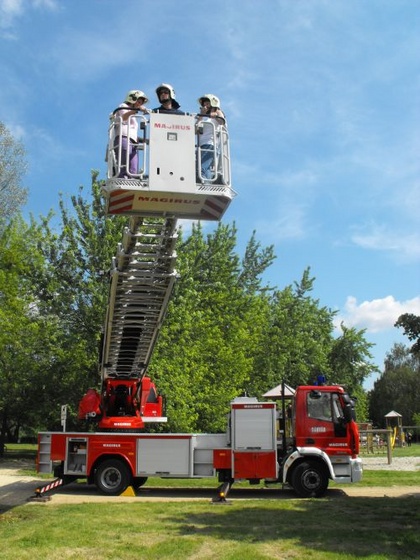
[201,197,227,219]
[109,191,134,213]
[36,478,64,495]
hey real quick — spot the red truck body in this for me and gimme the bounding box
[37,386,362,499]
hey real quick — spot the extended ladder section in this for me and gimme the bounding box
[101,215,178,380]
[77,110,236,428]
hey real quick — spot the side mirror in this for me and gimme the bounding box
[343,403,356,422]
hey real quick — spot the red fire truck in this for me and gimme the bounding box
[38,385,361,499]
[36,99,362,500]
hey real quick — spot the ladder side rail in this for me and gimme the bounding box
[101,221,152,376]
[117,218,177,371]
[101,263,126,377]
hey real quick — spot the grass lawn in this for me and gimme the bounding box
[1,491,420,560]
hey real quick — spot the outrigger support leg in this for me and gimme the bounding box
[27,477,68,502]
[212,479,234,504]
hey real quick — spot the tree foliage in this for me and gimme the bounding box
[151,222,275,432]
[328,323,377,421]
[30,173,127,407]
[0,216,56,452]
[0,173,126,448]
[248,270,376,414]
[368,343,420,427]
[0,122,28,221]
[395,313,420,356]
[413,413,420,438]
[0,176,379,439]
[249,269,334,397]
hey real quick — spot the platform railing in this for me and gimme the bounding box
[107,114,231,188]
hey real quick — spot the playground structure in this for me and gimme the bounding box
[358,410,418,465]
[385,410,405,448]
[358,425,393,464]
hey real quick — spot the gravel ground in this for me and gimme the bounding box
[359,455,420,471]
[0,455,419,509]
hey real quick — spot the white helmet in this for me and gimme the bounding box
[198,94,220,108]
[125,90,149,104]
[156,83,176,100]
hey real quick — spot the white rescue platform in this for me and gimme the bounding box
[103,113,236,220]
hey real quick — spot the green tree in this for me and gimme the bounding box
[369,343,420,427]
[250,268,335,396]
[0,216,55,452]
[31,173,127,412]
[152,222,275,432]
[395,313,420,356]
[412,413,420,440]
[0,173,129,446]
[328,323,377,422]
[237,230,276,294]
[0,174,377,437]
[0,122,28,221]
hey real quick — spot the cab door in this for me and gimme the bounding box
[295,390,351,456]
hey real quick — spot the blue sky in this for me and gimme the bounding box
[1,0,419,389]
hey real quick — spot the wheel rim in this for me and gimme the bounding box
[302,469,321,491]
[101,466,122,490]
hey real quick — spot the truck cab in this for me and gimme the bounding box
[293,386,360,458]
[278,385,362,497]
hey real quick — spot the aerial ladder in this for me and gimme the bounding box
[35,105,363,502]
[78,109,236,431]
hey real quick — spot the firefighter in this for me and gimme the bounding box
[112,90,149,177]
[153,83,184,114]
[197,94,226,181]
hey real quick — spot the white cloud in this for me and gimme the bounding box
[5,121,25,140]
[0,0,23,16]
[391,180,420,223]
[255,203,308,242]
[0,0,23,33]
[50,30,133,82]
[351,224,420,263]
[33,0,57,7]
[41,11,164,85]
[335,295,420,333]
[0,0,57,32]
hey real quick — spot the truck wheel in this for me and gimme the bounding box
[94,459,131,495]
[133,476,148,489]
[291,461,329,498]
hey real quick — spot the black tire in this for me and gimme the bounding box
[94,458,131,495]
[133,476,148,489]
[291,461,329,498]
